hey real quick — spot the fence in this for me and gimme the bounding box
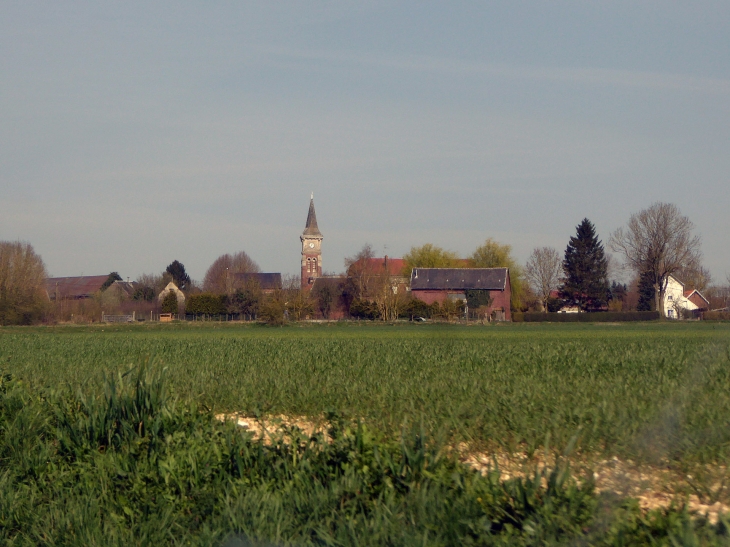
[102,312,136,323]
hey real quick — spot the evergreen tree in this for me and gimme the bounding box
[561,219,610,311]
[100,272,122,292]
[166,260,191,291]
[637,271,656,311]
[161,290,178,314]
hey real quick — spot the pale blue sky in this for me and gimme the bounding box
[2,2,728,282]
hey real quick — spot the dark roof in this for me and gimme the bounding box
[109,280,139,296]
[232,272,282,290]
[311,276,346,292]
[302,198,322,237]
[410,268,509,291]
[45,275,109,299]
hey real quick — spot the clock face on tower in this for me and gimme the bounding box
[309,242,315,248]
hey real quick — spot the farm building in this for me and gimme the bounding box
[410,267,512,321]
[45,275,109,300]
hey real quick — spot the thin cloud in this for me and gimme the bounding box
[255,46,730,95]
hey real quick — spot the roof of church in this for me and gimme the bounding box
[302,197,322,237]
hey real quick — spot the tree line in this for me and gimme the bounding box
[0,201,724,325]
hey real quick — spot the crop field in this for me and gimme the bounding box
[3,321,730,460]
[3,321,730,544]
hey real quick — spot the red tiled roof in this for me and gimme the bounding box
[368,257,406,276]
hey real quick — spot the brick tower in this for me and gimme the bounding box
[301,193,323,288]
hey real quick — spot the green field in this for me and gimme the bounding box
[3,321,730,462]
[3,321,730,545]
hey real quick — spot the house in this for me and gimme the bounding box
[410,268,512,321]
[663,275,709,319]
[107,280,139,299]
[347,256,410,296]
[232,272,282,294]
[158,281,186,306]
[45,275,110,300]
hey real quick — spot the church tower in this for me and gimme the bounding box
[301,193,323,288]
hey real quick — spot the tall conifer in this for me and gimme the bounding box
[561,218,610,311]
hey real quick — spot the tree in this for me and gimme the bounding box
[100,272,122,292]
[132,286,155,302]
[314,283,334,318]
[227,277,262,319]
[402,244,461,276]
[674,264,711,292]
[136,272,169,295]
[258,290,286,325]
[344,244,376,300]
[470,238,527,311]
[561,219,610,311]
[166,260,191,291]
[160,290,178,314]
[524,247,562,313]
[0,241,48,325]
[609,203,702,317]
[203,251,260,294]
[636,271,655,311]
[371,270,408,321]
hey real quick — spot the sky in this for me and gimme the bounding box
[2,1,729,283]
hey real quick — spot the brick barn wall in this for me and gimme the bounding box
[411,283,512,321]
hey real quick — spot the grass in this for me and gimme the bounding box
[3,321,730,544]
[2,321,730,463]
[2,362,730,545]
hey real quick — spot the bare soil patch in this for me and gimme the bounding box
[217,413,730,523]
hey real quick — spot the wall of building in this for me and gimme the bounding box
[411,287,511,321]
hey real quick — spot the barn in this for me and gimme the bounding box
[409,267,512,321]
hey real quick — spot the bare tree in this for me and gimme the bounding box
[371,270,408,321]
[524,247,562,313]
[203,251,260,294]
[609,202,702,317]
[344,244,376,300]
[674,264,712,292]
[0,241,48,325]
[282,274,314,320]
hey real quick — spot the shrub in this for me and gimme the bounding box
[703,311,730,321]
[185,293,227,316]
[1,367,727,544]
[160,290,179,314]
[349,298,379,319]
[522,311,661,322]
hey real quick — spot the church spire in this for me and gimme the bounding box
[302,195,322,237]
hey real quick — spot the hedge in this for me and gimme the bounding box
[185,293,227,316]
[515,311,661,322]
[702,311,730,321]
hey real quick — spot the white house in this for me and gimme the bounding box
[662,275,709,319]
[157,281,186,306]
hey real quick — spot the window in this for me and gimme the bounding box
[668,295,673,301]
